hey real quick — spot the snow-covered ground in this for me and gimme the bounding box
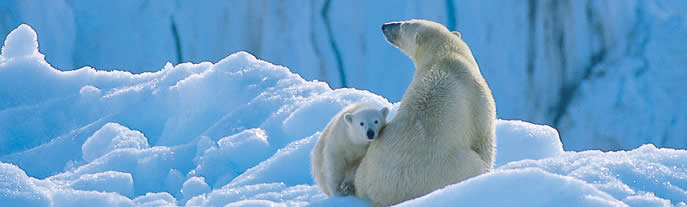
[2,1,687,151]
[1,25,686,206]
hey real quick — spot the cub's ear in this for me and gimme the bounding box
[452,31,461,38]
[380,107,390,119]
[344,113,354,124]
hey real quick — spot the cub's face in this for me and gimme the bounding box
[344,107,389,144]
[381,19,458,59]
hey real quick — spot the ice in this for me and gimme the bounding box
[0,24,686,206]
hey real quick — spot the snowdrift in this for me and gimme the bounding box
[1,25,685,206]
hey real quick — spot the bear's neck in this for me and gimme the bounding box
[412,36,475,67]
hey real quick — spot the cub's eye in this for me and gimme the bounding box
[374,120,379,124]
[360,122,364,126]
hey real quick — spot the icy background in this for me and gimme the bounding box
[1,1,686,206]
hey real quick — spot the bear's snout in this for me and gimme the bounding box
[382,22,400,44]
[367,129,375,140]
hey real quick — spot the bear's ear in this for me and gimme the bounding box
[380,107,389,119]
[452,31,461,38]
[344,113,354,124]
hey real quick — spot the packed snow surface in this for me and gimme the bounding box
[1,25,686,206]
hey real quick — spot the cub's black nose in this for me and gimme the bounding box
[367,130,375,140]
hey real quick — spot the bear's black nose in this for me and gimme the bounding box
[382,22,400,44]
[367,130,375,140]
[382,22,400,33]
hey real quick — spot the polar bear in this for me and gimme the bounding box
[311,103,389,196]
[354,19,496,206]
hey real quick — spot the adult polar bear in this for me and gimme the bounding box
[354,19,496,206]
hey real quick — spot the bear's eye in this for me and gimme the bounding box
[360,122,364,126]
[374,120,379,124]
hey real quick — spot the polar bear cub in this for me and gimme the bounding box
[311,103,389,196]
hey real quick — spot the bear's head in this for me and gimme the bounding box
[382,19,463,61]
[344,107,389,143]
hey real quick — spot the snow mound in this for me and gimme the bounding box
[69,171,134,198]
[0,163,51,207]
[181,176,211,201]
[398,168,624,207]
[0,162,136,207]
[227,133,319,188]
[500,144,687,205]
[402,144,687,206]
[190,129,272,188]
[133,192,176,207]
[82,123,149,162]
[185,183,327,207]
[495,120,563,166]
[1,24,40,59]
[0,24,686,207]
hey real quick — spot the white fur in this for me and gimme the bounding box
[311,103,389,196]
[355,19,496,206]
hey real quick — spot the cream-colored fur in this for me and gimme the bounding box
[354,19,496,206]
[311,103,389,196]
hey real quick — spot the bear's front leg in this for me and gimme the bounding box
[337,162,359,195]
[323,154,345,196]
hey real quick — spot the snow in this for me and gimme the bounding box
[499,144,687,205]
[0,23,686,206]
[494,120,563,167]
[82,123,149,162]
[69,171,134,198]
[190,129,272,188]
[397,168,625,207]
[402,144,687,206]
[226,133,319,188]
[181,177,210,201]
[133,192,177,207]
[0,24,41,59]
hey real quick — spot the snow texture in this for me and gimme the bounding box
[397,168,625,207]
[0,24,686,206]
[494,120,563,167]
[82,123,149,162]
